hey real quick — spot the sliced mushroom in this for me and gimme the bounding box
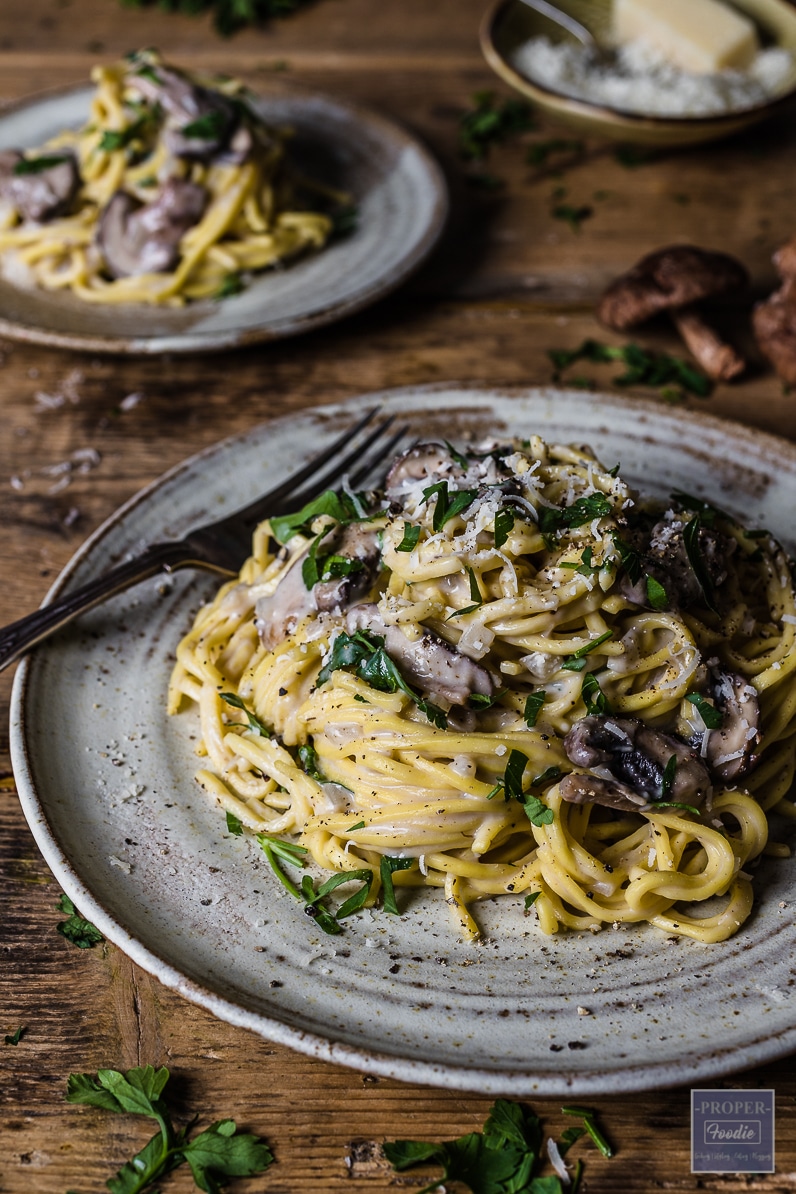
[312,522,382,613]
[753,236,796,386]
[385,442,467,500]
[129,60,242,162]
[619,511,733,611]
[562,715,711,812]
[0,150,80,223]
[255,524,381,650]
[346,604,497,707]
[703,666,760,782]
[98,180,207,278]
[598,245,748,382]
[255,558,315,651]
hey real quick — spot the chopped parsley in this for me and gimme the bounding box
[66,1064,272,1191]
[13,154,70,175]
[527,137,584,165]
[213,272,245,299]
[220,691,271,737]
[448,566,483,619]
[119,0,312,37]
[552,202,593,232]
[561,630,613,671]
[682,516,718,613]
[297,742,327,782]
[494,507,515,549]
[458,91,535,161]
[380,856,414,915]
[659,754,678,802]
[645,575,668,610]
[257,833,373,933]
[396,523,421,552]
[581,671,611,716]
[524,890,541,910]
[686,693,724,730]
[301,532,363,589]
[56,893,104,950]
[269,489,363,545]
[538,493,613,542]
[225,811,244,836]
[98,115,155,153]
[421,481,478,531]
[561,1105,614,1158]
[549,338,711,399]
[560,546,601,576]
[4,1026,25,1046]
[488,750,555,825]
[317,629,447,729]
[181,110,229,140]
[384,1098,571,1194]
[524,691,546,727]
[611,531,642,584]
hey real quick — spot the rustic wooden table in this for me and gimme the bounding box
[1,1,795,1190]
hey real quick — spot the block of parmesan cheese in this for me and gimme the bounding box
[614,0,759,73]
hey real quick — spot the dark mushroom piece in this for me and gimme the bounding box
[561,715,711,814]
[0,149,80,223]
[752,236,796,386]
[98,180,207,278]
[702,666,760,783]
[619,511,733,612]
[598,245,748,382]
[346,604,497,707]
[385,442,467,500]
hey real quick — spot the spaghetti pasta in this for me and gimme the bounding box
[0,51,335,304]
[169,433,796,942]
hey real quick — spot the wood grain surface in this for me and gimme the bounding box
[1,1,795,1191]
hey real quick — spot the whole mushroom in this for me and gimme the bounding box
[598,245,748,382]
[752,237,796,386]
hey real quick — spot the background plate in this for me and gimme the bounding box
[10,386,796,1095]
[0,84,447,354]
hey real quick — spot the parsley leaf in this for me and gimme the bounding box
[421,481,478,530]
[56,893,104,950]
[225,811,243,836]
[317,629,447,729]
[298,742,327,782]
[13,154,71,175]
[686,693,724,730]
[67,1066,272,1192]
[494,507,515,550]
[220,692,271,737]
[380,856,414,915]
[645,575,668,610]
[384,1098,564,1194]
[489,751,556,824]
[659,754,678,802]
[4,1026,25,1046]
[561,545,600,576]
[581,671,610,716]
[682,516,718,613]
[98,114,155,153]
[561,630,613,670]
[181,110,229,140]
[213,272,245,300]
[550,338,711,399]
[524,691,546,727]
[269,489,359,545]
[448,566,484,618]
[396,523,420,552]
[459,91,535,161]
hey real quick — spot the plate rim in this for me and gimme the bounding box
[10,383,796,1095]
[0,80,448,355]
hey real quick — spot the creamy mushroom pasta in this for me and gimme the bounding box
[169,434,796,942]
[0,51,335,305]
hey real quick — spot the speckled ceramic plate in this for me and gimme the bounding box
[0,85,447,354]
[10,386,796,1094]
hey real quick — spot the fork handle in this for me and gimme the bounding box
[0,540,222,674]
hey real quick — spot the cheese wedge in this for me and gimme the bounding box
[614,0,759,73]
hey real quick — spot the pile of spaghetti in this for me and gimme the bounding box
[169,433,796,942]
[0,50,333,304]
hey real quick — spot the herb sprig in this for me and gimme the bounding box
[550,338,711,399]
[66,1064,272,1193]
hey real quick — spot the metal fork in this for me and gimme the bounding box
[0,409,404,673]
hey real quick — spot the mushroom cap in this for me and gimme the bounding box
[598,245,749,332]
[752,293,796,385]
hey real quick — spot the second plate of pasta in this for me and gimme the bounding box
[10,386,796,1094]
[0,71,447,353]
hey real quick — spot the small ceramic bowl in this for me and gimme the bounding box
[480,0,796,145]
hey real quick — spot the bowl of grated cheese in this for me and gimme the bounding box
[480,0,796,145]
